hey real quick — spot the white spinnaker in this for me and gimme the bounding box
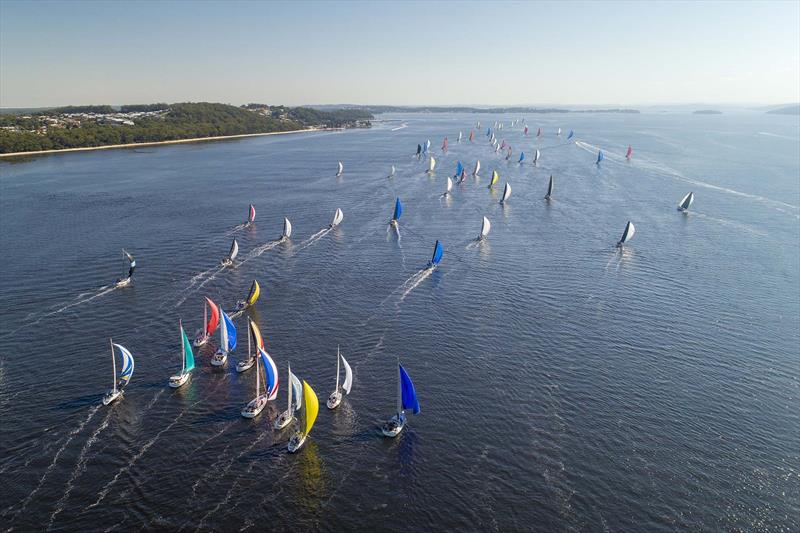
[229,239,239,261]
[337,161,343,175]
[429,157,436,172]
[473,160,481,175]
[481,216,491,237]
[331,208,344,227]
[341,354,352,394]
[620,221,636,243]
[283,217,292,238]
[501,182,512,203]
[445,177,453,194]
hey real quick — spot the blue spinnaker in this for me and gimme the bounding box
[430,240,443,266]
[393,198,403,221]
[223,310,237,351]
[455,161,463,177]
[518,152,525,163]
[399,365,420,414]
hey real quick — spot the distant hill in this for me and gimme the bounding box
[766,104,800,115]
[693,110,722,114]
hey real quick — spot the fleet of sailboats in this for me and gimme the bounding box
[169,321,195,388]
[326,346,352,409]
[102,340,134,405]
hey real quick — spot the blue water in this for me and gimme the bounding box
[0,112,798,531]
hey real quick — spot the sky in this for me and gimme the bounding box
[1,0,798,108]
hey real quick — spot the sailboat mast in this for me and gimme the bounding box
[203,301,207,336]
[110,338,117,393]
[396,356,402,416]
[247,320,251,361]
[335,346,340,392]
[287,363,293,411]
[255,344,260,397]
[179,320,185,374]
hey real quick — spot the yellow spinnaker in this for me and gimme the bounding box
[249,319,264,350]
[247,280,260,306]
[302,380,319,436]
[489,170,499,188]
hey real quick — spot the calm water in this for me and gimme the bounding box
[0,112,798,532]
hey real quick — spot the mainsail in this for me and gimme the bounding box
[480,216,491,238]
[393,197,403,222]
[283,217,292,238]
[500,182,512,204]
[617,221,636,246]
[678,192,695,211]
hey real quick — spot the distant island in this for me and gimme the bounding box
[693,109,722,114]
[0,102,373,155]
[766,104,800,115]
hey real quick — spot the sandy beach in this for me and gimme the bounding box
[0,127,337,158]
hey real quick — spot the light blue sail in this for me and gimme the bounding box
[430,240,443,266]
[115,343,134,387]
[399,365,420,414]
[518,151,525,163]
[455,161,463,177]
[393,198,403,221]
[567,130,574,140]
[596,150,604,164]
[222,310,237,351]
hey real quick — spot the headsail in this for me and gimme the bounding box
[248,204,256,224]
[399,365,420,414]
[596,150,604,164]
[430,240,443,267]
[546,175,554,199]
[489,169,499,188]
[204,297,220,336]
[302,381,319,436]
[114,343,135,387]
[246,280,260,307]
[393,197,403,221]
[480,216,491,238]
[182,326,195,372]
[228,238,239,261]
[473,160,481,176]
[331,208,344,227]
[221,310,237,352]
[500,182,512,204]
[259,348,279,400]
[678,192,694,211]
[283,217,292,239]
[518,151,525,163]
[341,354,352,394]
[617,221,636,246]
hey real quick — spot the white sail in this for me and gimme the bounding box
[337,161,343,175]
[501,182,512,203]
[457,131,462,142]
[473,160,481,175]
[546,175,554,198]
[428,156,436,172]
[331,208,344,227]
[341,354,352,394]
[481,216,491,237]
[283,217,292,238]
[619,221,636,245]
[445,176,453,194]
[389,165,396,177]
[229,239,239,261]
[678,192,694,211]
[533,149,540,163]
[557,127,562,136]
[291,370,302,411]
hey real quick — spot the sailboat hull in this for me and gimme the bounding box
[211,350,228,366]
[193,333,210,347]
[102,389,123,406]
[381,413,406,438]
[236,357,256,373]
[169,372,190,388]
[287,432,307,453]
[274,410,296,430]
[115,277,131,288]
[241,395,268,418]
[220,259,234,267]
[326,391,342,410]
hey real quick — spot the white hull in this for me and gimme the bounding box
[287,432,307,453]
[236,357,256,373]
[274,409,295,430]
[220,259,233,267]
[169,372,190,388]
[193,334,209,347]
[241,395,268,418]
[326,391,342,410]
[381,413,405,438]
[115,277,131,288]
[211,351,228,366]
[102,389,123,406]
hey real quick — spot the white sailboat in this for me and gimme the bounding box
[102,339,134,405]
[533,149,541,165]
[326,346,352,409]
[282,217,293,239]
[221,238,238,267]
[443,176,453,196]
[427,156,436,173]
[275,363,303,429]
[115,250,136,287]
[473,160,481,176]
[677,192,694,212]
[457,131,463,142]
[330,208,344,228]
[336,161,344,177]
[500,182,512,204]
[241,347,278,418]
[616,221,636,248]
[236,319,263,372]
[545,175,554,200]
[388,165,396,178]
[479,216,491,240]
[381,357,420,438]
[169,321,195,388]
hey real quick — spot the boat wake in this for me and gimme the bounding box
[7,405,101,518]
[174,265,226,308]
[292,227,331,254]
[397,268,433,305]
[688,212,767,236]
[238,239,282,266]
[756,131,800,142]
[391,123,408,131]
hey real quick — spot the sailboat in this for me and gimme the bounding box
[416,144,422,159]
[557,127,562,136]
[390,197,403,228]
[524,125,529,135]
[596,150,604,165]
[236,318,264,372]
[169,321,195,388]
[194,297,220,347]
[115,249,136,287]
[567,130,574,141]
[457,131,462,143]
[241,347,278,418]
[221,238,239,267]
[388,165,396,178]
[288,380,319,453]
[500,182,512,204]
[246,204,256,225]
[211,309,236,366]
[336,161,344,177]
[518,151,525,164]
[537,127,542,138]
[443,177,453,196]
[428,240,443,269]
[505,147,512,160]
[234,280,260,314]
[326,346,352,409]
[441,137,448,152]
[473,160,481,176]
[275,363,303,429]
[102,340,134,405]
[616,221,636,248]
[545,175,554,200]
[469,130,475,142]
[479,216,491,240]
[330,208,344,228]
[677,192,695,212]
[488,169,499,189]
[476,120,481,129]
[282,217,293,240]
[458,168,467,184]
[381,359,420,438]
[533,149,541,165]
[427,156,436,173]
[625,145,633,160]
[454,161,463,178]
[425,139,431,153]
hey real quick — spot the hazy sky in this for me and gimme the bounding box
[1,0,798,107]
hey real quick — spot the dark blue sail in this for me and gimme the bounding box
[567,130,574,140]
[518,151,525,163]
[430,240,443,266]
[393,197,403,221]
[455,161,463,177]
[399,365,420,414]
[596,150,604,164]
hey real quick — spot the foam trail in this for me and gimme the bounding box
[391,123,408,131]
[8,405,100,516]
[690,212,768,236]
[238,240,281,265]
[757,131,800,142]
[87,412,184,509]
[189,421,235,455]
[397,268,433,305]
[292,227,330,254]
[174,265,225,308]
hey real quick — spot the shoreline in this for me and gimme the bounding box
[0,127,339,158]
